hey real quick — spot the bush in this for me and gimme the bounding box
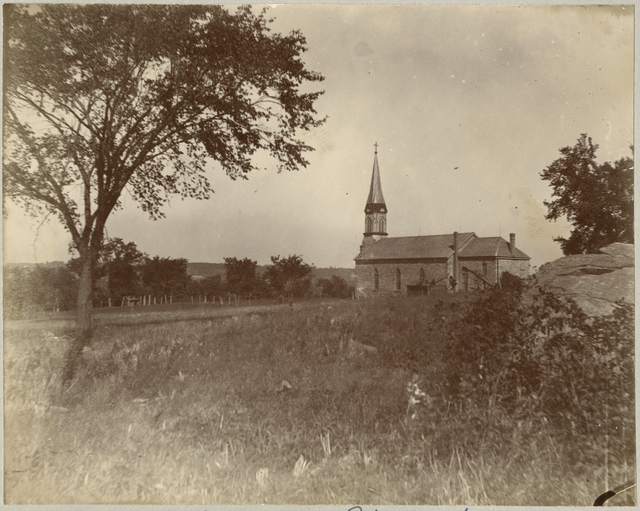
[435,287,634,460]
[317,275,354,298]
[500,271,525,292]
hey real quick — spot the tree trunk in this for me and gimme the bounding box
[61,253,93,387]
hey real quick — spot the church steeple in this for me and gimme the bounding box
[363,143,388,242]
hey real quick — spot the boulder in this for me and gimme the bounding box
[532,243,634,316]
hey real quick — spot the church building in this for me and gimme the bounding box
[354,146,530,297]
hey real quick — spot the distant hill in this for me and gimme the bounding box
[187,262,355,282]
[4,261,67,269]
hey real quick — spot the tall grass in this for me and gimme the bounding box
[4,293,634,504]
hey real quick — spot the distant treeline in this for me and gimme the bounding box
[187,261,355,284]
[4,239,355,319]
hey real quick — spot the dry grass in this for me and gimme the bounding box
[4,295,634,504]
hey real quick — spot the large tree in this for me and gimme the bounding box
[3,4,324,382]
[541,134,633,255]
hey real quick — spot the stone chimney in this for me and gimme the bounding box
[510,233,516,255]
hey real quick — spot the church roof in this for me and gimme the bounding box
[460,237,530,259]
[355,232,530,261]
[355,232,476,261]
[366,151,386,206]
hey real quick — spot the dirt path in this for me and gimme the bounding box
[4,298,343,331]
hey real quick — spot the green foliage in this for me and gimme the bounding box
[541,134,634,254]
[264,254,313,298]
[317,275,354,298]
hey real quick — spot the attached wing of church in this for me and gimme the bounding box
[354,146,530,297]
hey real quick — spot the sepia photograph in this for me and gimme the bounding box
[2,3,634,506]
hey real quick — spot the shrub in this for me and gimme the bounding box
[435,286,634,461]
[500,271,525,292]
[317,275,354,298]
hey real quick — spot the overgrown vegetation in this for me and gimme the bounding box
[436,288,634,476]
[4,288,634,504]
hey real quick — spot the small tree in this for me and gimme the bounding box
[317,275,353,298]
[103,239,146,304]
[201,274,226,300]
[3,4,324,383]
[541,134,633,255]
[224,257,259,296]
[264,254,313,299]
[141,256,190,302]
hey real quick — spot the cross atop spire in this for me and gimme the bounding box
[374,142,378,154]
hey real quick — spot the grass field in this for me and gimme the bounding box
[4,294,635,504]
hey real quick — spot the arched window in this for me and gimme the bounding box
[482,262,488,276]
[419,268,426,283]
[379,218,386,233]
[374,268,379,290]
[365,217,373,233]
[395,268,401,291]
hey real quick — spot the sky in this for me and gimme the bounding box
[3,4,634,271]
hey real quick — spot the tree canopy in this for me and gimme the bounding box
[264,254,313,299]
[224,257,259,296]
[141,256,190,299]
[540,134,633,255]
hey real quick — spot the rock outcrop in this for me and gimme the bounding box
[532,243,634,316]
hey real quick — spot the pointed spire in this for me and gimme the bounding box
[366,143,386,206]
